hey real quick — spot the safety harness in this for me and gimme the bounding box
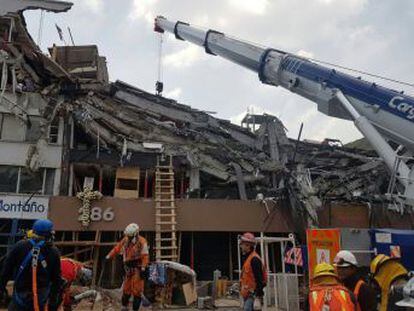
[13,239,50,311]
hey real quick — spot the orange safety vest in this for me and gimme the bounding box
[240,251,267,299]
[353,280,364,311]
[309,284,356,311]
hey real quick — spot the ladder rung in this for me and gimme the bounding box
[157,229,177,232]
[155,246,178,250]
[156,165,173,169]
[156,172,174,175]
[155,199,175,202]
[156,238,176,241]
[156,214,176,217]
[156,206,176,209]
[156,221,177,225]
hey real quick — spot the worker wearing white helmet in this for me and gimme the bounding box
[334,250,377,311]
[106,223,149,311]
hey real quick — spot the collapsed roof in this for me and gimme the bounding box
[0,6,392,226]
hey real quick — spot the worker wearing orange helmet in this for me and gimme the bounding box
[106,223,149,311]
[370,254,409,311]
[239,232,267,311]
[307,262,357,311]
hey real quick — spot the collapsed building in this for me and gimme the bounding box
[0,1,413,287]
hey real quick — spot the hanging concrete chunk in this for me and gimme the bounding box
[0,0,73,16]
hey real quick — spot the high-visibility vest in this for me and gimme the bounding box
[240,251,267,299]
[309,284,356,311]
[353,280,365,311]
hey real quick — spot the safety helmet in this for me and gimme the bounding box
[79,267,93,286]
[124,223,139,237]
[239,232,256,244]
[313,263,338,279]
[334,250,358,267]
[370,254,392,275]
[32,219,54,237]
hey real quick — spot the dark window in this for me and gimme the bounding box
[19,168,43,194]
[26,117,43,142]
[0,166,18,193]
[44,169,55,195]
[117,178,138,190]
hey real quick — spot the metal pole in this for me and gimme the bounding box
[260,232,266,311]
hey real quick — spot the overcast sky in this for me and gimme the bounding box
[24,0,414,143]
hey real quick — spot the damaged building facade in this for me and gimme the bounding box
[0,2,413,284]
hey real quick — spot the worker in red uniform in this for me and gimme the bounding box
[239,232,266,311]
[106,223,149,311]
[59,258,92,311]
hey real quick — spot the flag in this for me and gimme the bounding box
[284,247,303,267]
[55,24,63,41]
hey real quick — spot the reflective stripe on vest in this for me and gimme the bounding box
[240,251,265,299]
[309,285,356,311]
[353,280,365,311]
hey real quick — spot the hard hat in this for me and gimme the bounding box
[370,254,392,275]
[26,230,36,239]
[239,232,256,244]
[334,250,358,267]
[79,267,93,286]
[124,223,139,237]
[32,219,54,237]
[313,263,337,279]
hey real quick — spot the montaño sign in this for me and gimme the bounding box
[0,195,49,219]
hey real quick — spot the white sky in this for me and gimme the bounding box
[24,0,414,143]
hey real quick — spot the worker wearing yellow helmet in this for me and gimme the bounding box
[306,263,357,310]
[370,254,409,311]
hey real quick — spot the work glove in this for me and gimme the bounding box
[105,255,111,260]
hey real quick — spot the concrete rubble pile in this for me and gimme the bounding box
[0,3,391,228]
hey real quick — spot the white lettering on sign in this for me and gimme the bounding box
[0,195,49,220]
[388,96,414,120]
[90,207,115,222]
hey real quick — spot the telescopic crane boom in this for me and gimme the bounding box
[154,16,414,208]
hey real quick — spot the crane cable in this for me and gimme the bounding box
[155,32,164,95]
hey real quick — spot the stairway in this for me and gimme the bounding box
[154,155,178,261]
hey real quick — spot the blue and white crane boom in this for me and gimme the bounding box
[154,16,414,206]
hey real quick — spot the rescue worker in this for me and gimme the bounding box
[0,219,62,311]
[239,232,266,311]
[334,250,377,311]
[307,263,357,311]
[105,223,149,311]
[59,258,93,311]
[370,254,409,311]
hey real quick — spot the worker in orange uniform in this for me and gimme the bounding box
[307,262,357,311]
[106,223,149,311]
[333,250,376,311]
[59,258,92,311]
[239,232,267,311]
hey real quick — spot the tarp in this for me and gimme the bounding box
[370,229,414,271]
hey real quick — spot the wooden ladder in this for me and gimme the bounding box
[155,155,178,262]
